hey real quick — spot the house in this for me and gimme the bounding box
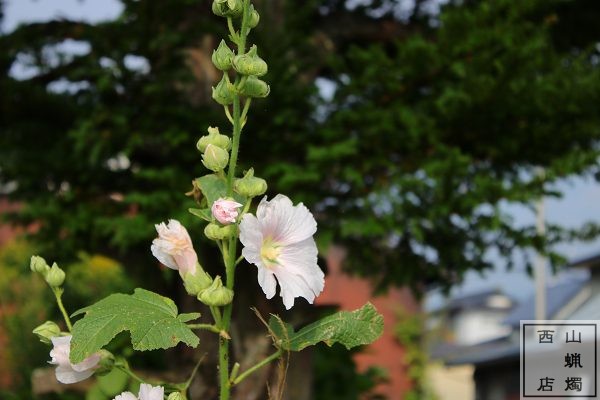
[437,268,592,400]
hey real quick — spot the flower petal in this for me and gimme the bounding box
[138,383,165,400]
[277,237,324,297]
[114,392,138,400]
[55,365,95,384]
[272,267,318,310]
[258,195,316,245]
[257,267,277,299]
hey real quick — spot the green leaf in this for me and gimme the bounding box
[195,174,245,207]
[269,303,383,351]
[70,288,200,363]
[189,207,212,221]
[196,175,227,207]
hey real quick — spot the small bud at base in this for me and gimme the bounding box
[198,276,234,306]
[33,321,61,344]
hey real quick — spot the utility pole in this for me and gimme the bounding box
[535,169,546,320]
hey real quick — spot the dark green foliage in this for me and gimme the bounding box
[1,0,600,296]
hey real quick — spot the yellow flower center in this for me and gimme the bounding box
[260,238,281,269]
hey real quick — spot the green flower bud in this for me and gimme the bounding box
[45,263,66,287]
[204,223,236,241]
[182,269,213,296]
[167,392,186,400]
[212,75,235,106]
[32,321,61,344]
[239,76,270,98]
[30,255,50,275]
[212,0,243,18]
[233,45,268,77]
[248,5,260,29]
[202,144,229,172]
[197,126,231,152]
[198,276,234,306]
[212,40,235,71]
[234,168,267,198]
[94,350,116,376]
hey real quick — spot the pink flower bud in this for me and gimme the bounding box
[49,335,100,384]
[211,198,243,225]
[151,219,198,275]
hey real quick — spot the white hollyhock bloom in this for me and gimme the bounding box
[49,335,100,384]
[151,219,198,275]
[113,384,164,400]
[239,194,324,309]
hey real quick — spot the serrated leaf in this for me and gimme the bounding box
[189,207,212,221]
[70,288,200,363]
[269,303,383,351]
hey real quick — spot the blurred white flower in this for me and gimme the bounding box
[113,384,164,400]
[151,219,198,275]
[212,198,243,224]
[49,335,100,384]
[239,194,324,309]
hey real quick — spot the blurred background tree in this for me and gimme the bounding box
[2,0,600,398]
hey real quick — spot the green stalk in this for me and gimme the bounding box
[219,2,252,399]
[231,350,282,386]
[53,288,73,331]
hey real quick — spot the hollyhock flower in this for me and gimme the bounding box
[151,219,197,275]
[212,198,243,224]
[49,335,100,384]
[239,194,324,309]
[113,384,164,400]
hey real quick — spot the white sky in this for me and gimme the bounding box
[5,0,600,306]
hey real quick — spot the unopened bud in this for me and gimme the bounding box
[204,223,236,241]
[239,76,270,98]
[212,40,235,71]
[202,144,229,172]
[182,268,213,296]
[45,263,65,287]
[30,255,50,275]
[32,321,61,344]
[248,5,260,29]
[198,276,234,306]
[212,0,243,18]
[233,45,268,77]
[197,127,231,152]
[234,168,267,198]
[167,392,186,400]
[94,350,116,376]
[212,75,235,106]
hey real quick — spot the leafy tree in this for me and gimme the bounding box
[2,0,600,295]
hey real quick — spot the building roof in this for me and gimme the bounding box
[435,336,520,367]
[570,252,600,269]
[439,288,513,313]
[503,274,588,327]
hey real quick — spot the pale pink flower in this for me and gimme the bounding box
[49,335,100,384]
[151,219,197,275]
[239,194,324,309]
[212,198,243,224]
[113,384,164,400]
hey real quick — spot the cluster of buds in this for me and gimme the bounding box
[30,255,66,288]
[210,1,270,103]
[198,127,231,172]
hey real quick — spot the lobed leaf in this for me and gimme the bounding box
[70,288,200,363]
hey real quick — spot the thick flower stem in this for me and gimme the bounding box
[219,2,251,399]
